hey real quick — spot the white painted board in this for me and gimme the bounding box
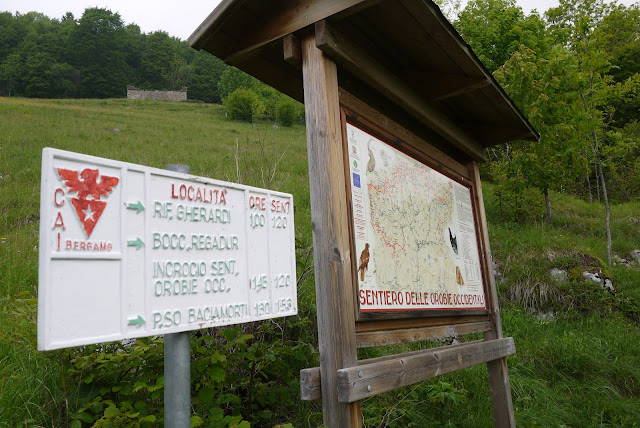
[38,148,297,350]
[346,123,486,312]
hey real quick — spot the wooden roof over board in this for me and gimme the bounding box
[189,0,539,162]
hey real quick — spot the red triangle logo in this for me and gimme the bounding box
[71,198,107,238]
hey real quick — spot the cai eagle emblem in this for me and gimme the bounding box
[57,168,119,237]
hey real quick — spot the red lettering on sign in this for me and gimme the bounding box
[249,196,266,210]
[171,184,179,199]
[271,199,291,213]
[53,212,65,231]
[54,188,65,206]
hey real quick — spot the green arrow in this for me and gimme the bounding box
[127,238,144,249]
[128,315,145,327]
[126,201,145,213]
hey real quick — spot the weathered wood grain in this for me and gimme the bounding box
[301,32,361,426]
[337,338,515,403]
[469,161,516,427]
[339,90,471,182]
[224,0,371,63]
[283,33,301,67]
[315,20,486,161]
[355,314,490,333]
[356,321,492,348]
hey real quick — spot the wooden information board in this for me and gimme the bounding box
[345,121,487,315]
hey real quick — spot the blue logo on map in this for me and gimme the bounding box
[353,173,361,188]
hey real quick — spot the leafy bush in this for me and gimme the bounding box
[277,99,298,127]
[223,89,264,122]
[66,323,314,427]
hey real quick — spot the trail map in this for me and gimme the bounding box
[346,123,486,311]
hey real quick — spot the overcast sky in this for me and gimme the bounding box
[0,0,637,41]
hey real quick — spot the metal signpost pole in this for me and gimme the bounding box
[164,164,191,428]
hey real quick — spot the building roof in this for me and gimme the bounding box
[189,0,539,161]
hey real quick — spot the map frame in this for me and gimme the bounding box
[341,109,491,321]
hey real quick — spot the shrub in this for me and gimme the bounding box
[224,88,264,122]
[277,99,298,127]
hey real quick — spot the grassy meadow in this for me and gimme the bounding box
[1,97,639,427]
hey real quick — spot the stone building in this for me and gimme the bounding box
[126,86,187,101]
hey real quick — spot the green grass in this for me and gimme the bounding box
[2,97,640,427]
[0,97,314,426]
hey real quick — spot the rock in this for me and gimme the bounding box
[603,278,615,292]
[550,268,568,283]
[536,311,555,322]
[613,254,628,266]
[582,271,615,292]
[583,271,602,284]
[629,250,640,265]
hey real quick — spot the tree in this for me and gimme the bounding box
[217,67,257,100]
[455,0,549,72]
[189,50,227,103]
[492,45,588,222]
[0,52,20,96]
[69,8,129,98]
[164,54,192,90]
[140,31,176,89]
[545,0,640,266]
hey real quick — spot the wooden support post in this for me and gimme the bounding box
[470,161,516,428]
[301,31,362,427]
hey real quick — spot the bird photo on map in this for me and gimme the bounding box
[358,243,370,281]
[448,227,458,255]
[366,140,376,173]
[456,266,464,285]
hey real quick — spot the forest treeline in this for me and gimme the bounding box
[0,8,227,102]
[440,0,640,267]
[1,1,639,214]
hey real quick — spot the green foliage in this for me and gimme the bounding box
[0,98,315,427]
[455,0,549,73]
[62,323,316,427]
[70,8,129,98]
[223,88,265,122]
[218,67,257,101]
[276,99,300,127]
[0,9,226,102]
[189,51,227,104]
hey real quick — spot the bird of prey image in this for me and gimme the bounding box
[358,243,370,281]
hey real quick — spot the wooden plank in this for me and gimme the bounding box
[398,72,490,102]
[300,32,361,426]
[283,33,302,67]
[315,20,487,161]
[337,338,515,403]
[230,51,304,103]
[356,321,492,348]
[302,338,498,401]
[469,161,516,427]
[223,0,372,63]
[188,0,238,48]
[356,314,490,333]
[339,89,471,180]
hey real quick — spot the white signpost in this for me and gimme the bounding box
[38,148,297,351]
